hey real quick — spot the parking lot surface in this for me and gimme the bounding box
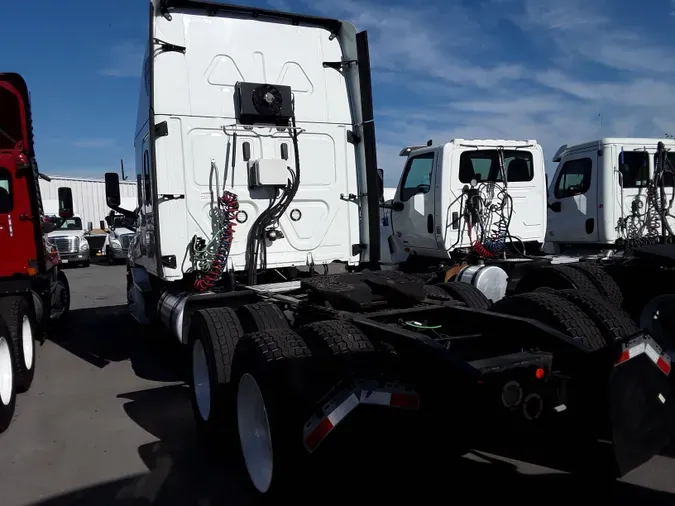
[0,264,674,505]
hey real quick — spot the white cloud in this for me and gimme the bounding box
[296,0,675,184]
[100,41,144,78]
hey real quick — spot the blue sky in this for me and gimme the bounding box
[4,0,675,186]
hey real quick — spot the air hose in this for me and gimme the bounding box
[194,190,239,292]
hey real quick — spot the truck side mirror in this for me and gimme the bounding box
[377,168,384,202]
[105,172,121,208]
[100,220,105,230]
[87,221,93,232]
[57,187,74,219]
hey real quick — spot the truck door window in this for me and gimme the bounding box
[0,87,22,150]
[400,152,434,201]
[554,157,592,199]
[459,150,533,183]
[619,151,649,188]
[653,152,675,187]
[0,168,12,213]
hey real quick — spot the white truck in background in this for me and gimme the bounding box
[538,137,675,354]
[100,0,673,498]
[103,197,137,265]
[42,200,91,267]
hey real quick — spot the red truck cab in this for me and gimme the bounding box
[0,73,72,434]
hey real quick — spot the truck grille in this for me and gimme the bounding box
[120,234,133,251]
[52,236,79,254]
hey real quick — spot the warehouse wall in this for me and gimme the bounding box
[39,176,137,229]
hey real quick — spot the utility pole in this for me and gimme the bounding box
[120,159,128,180]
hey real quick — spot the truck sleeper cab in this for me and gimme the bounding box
[103,3,675,499]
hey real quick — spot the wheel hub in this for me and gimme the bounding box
[192,339,211,421]
[237,372,274,494]
[21,315,33,371]
[0,336,13,406]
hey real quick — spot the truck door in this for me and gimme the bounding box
[390,150,440,252]
[547,151,599,244]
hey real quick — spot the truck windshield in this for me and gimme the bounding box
[459,150,534,184]
[55,217,83,231]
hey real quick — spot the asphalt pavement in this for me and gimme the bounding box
[0,264,674,505]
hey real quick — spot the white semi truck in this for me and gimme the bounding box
[102,0,674,499]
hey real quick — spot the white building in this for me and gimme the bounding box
[39,175,137,230]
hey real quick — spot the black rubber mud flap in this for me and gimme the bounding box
[609,354,675,477]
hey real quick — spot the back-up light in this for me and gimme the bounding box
[616,335,671,376]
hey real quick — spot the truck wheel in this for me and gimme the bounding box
[0,317,16,434]
[232,328,314,497]
[567,263,623,307]
[0,296,36,392]
[437,282,491,309]
[515,264,600,296]
[554,289,639,345]
[237,302,289,334]
[490,292,606,351]
[53,270,71,321]
[423,284,456,302]
[188,307,244,447]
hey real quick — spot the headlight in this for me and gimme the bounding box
[80,241,89,251]
[111,239,122,249]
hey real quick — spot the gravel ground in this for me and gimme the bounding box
[0,263,673,505]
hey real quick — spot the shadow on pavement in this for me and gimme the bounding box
[25,383,675,506]
[48,305,186,383]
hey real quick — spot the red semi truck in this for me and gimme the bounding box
[0,73,72,433]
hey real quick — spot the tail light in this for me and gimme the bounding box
[16,152,30,170]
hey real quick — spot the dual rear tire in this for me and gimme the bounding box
[187,302,380,499]
[0,296,38,434]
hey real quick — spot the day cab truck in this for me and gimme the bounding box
[537,138,675,356]
[0,73,72,433]
[103,1,675,498]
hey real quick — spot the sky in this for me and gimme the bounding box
[3,0,675,187]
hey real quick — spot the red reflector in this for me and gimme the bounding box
[535,368,545,379]
[657,357,671,376]
[390,393,420,409]
[617,350,630,364]
[305,417,334,451]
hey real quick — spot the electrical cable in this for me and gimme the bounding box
[245,114,301,285]
[193,190,239,292]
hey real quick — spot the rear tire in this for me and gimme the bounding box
[237,302,290,334]
[437,281,491,309]
[0,296,36,393]
[188,307,244,448]
[0,317,16,434]
[515,264,600,296]
[490,292,607,351]
[553,289,639,345]
[232,328,315,498]
[567,263,623,307]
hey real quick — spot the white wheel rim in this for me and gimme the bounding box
[192,339,211,421]
[0,336,13,406]
[237,373,274,494]
[21,315,34,371]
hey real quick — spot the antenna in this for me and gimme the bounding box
[120,159,128,180]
